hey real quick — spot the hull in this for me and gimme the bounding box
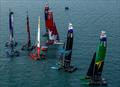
[29,47,46,60]
[6,50,19,57]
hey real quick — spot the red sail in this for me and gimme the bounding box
[46,10,59,40]
[44,4,49,30]
[53,22,58,35]
[46,10,54,31]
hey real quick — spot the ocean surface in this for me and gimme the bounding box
[0,0,120,87]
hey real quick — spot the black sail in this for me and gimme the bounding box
[64,23,74,68]
[86,52,96,77]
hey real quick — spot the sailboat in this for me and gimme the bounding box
[21,12,33,51]
[44,4,61,45]
[83,31,107,85]
[5,9,17,47]
[29,16,45,60]
[6,9,19,57]
[57,23,77,73]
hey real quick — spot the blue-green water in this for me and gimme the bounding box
[0,0,120,87]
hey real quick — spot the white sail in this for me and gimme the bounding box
[37,16,40,47]
[48,30,54,40]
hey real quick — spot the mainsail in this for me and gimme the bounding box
[44,5,60,44]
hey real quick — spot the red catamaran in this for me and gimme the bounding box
[44,4,60,45]
[29,16,45,60]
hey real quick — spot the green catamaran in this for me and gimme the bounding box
[83,31,107,85]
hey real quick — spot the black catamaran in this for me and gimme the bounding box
[21,12,33,51]
[5,9,17,47]
[6,9,19,57]
[83,31,107,85]
[57,23,77,73]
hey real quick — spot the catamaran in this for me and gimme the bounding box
[29,16,46,60]
[21,12,33,51]
[51,23,77,73]
[5,9,17,47]
[44,4,62,45]
[6,9,19,57]
[82,31,107,85]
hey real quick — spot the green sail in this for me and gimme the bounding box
[95,41,107,64]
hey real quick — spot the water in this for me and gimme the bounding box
[0,0,120,87]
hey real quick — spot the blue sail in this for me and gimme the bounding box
[9,11,14,42]
[5,10,17,48]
